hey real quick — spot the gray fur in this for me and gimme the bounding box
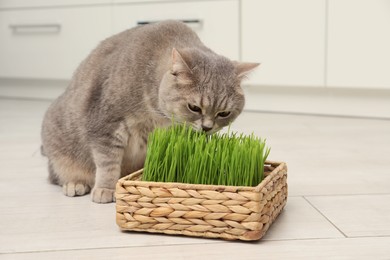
[41,20,259,203]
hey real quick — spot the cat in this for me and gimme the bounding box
[41,20,259,203]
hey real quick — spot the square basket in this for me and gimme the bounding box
[115,161,287,241]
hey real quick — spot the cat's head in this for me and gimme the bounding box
[159,48,259,133]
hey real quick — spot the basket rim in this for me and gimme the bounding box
[118,160,287,192]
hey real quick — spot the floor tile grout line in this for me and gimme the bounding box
[0,239,335,256]
[3,235,390,255]
[0,241,227,256]
[267,235,390,242]
[263,236,347,242]
[302,196,348,238]
[290,193,390,198]
[0,238,353,255]
[348,234,390,239]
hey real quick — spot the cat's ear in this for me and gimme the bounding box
[234,62,260,80]
[171,48,193,85]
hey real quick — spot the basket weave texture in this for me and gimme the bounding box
[115,161,287,241]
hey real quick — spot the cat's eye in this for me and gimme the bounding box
[188,104,202,114]
[217,111,231,118]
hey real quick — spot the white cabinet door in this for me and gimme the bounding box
[112,0,239,60]
[242,0,326,87]
[0,7,111,80]
[327,0,390,89]
[0,0,110,9]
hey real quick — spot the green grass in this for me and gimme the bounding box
[142,124,270,187]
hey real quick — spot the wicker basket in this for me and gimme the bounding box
[115,161,287,241]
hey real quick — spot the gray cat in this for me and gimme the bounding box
[41,20,259,203]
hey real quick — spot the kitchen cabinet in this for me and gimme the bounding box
[0,6,111,79]
[327,0,390,89]
[113,0,239,60]
[241,0,326,87]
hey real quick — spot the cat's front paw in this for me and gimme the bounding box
[91,187,115,203]
[63,182,90,197]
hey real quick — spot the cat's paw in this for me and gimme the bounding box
[62,182,91,197]
[91,187,115,203]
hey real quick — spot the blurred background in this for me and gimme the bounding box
[0,0,389,118]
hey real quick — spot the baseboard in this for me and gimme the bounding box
[243,85,390,119]
[1,78,389,119]
[0,78,68,100]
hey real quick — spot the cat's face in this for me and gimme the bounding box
[158,48,259,133]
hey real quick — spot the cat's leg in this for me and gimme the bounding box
[90,123,128,203]
[49,157,94,197]
[90,150,123,203]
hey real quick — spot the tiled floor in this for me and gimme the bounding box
[1,98,389,259]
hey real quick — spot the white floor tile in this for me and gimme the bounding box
[307,194,390,237]
[263,197,343,240]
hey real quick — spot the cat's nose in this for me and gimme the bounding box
[202,126,212,132]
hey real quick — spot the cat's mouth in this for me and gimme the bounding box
[160,111,219,135]
[190,124,220,135]
[171,121,213,134]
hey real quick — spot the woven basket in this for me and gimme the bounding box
[115,161,287,241]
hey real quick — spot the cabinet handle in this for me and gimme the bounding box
[137,19,203,30]
[9,23,62,34]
